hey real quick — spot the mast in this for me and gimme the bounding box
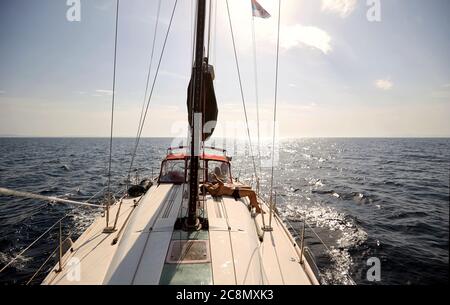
[186,0,207,230]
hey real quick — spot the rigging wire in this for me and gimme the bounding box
[188,0,197,153]
[206,0,213,58]
[212,0,218,65]
[0,214,70,273]
[126,0,179,181]
[127,0,162,183]
[203,0,211,205]
[107,0,120,197]
[225,0,259,182]
[190,0,194,65]
[269,0,282,206]
[251,12,262,177]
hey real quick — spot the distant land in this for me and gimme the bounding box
[0,134,28,137]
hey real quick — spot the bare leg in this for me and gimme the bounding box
[239,189,262,213]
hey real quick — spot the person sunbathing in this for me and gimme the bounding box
[202,173,263,214]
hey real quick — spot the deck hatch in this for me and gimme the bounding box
[166,240,210,264]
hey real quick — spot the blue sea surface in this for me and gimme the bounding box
[0,138,448,285]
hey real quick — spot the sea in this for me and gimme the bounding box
[0,137,448,285]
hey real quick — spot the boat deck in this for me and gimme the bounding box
[42,183,318,285]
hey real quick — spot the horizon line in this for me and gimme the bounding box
[1,135,449,139]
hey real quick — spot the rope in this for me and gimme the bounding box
[107,0,120,197]
[127,0,162,184]
[225,0,258,182]
[269,0,281,206]
[126,0,178,182]
[0,187,103,208]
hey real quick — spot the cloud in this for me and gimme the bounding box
[375,79,393,90]
[160,70,189,81]
[431,91,450,99]
[0,91,5,95]
[218,1,331,55]
[281,25,332,54]
[95,89,114,96]
[321,0,358,18]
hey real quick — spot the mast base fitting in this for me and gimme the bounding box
[183,218,202,231]
[262,226,273,232]
[174,217,209,231]
[103,227,116,234]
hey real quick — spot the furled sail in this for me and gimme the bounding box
[187,60,218,141]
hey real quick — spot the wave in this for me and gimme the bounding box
[281,203,368,284]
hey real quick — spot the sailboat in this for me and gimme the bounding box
[40,144,319,284]
[1,0,322,285]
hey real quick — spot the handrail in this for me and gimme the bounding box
[299,221,306,264]
[283,215,356,285]
[0,214,69,273]
[26,244,58,285]
[0,187,111,283]
[26,235,73,285]
[167,145,227,156]
[58,220,63,272]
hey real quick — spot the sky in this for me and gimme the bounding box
[0,0,449,138]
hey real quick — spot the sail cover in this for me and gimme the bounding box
[187,62,218,141]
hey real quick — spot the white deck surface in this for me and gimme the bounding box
[207,196,317,285]
[42,183,318,285]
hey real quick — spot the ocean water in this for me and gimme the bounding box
[0,137,448,285]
